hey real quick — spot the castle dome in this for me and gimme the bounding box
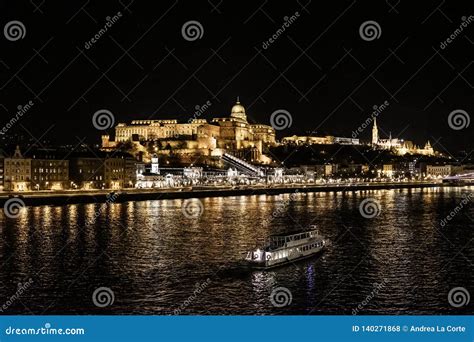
[230,97,247,120]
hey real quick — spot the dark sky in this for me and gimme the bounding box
[0,0,472,155]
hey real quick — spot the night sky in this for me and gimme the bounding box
[0,0,472,155]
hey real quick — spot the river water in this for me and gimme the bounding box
[0,186,473,314]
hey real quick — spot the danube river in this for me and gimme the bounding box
[0,186,472,314]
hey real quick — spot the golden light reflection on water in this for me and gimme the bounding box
[0,186,473,313]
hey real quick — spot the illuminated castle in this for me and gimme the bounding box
[372,117,435,156]
[102,99,276,163]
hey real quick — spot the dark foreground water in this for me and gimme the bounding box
[0,186,473,315]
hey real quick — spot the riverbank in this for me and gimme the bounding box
[0,181,472,207]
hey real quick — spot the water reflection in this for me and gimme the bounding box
[0,186,472,314]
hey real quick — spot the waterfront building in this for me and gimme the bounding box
[183,167,203,179]
[104,158,126,189]
[3,146,31,191]
[408,161,417,175]
[426,165,464,177]
[30,154,69,190]
[136,172,164,188]
[125,157,138,188]
[102,99,276,164]
[337,164,365,176]
[69,157,104,189]
[69,152,137,189]
[382,164,394,178]
[324,164,337,176]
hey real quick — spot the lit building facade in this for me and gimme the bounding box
[69,153,137,190]
[69,157,104,189]
[426,165,464,177]
[372,118,435,156]
[102,99,276,163]
[3,146,31,191]
[31,159,69,190]
[281,135,360,145]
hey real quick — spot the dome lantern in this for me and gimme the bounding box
[230,97,247,121]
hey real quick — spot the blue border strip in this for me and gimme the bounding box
[0,316,472,342]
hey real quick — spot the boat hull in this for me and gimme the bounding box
[245,245,324,269]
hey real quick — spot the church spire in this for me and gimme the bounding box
[372,117,379,146]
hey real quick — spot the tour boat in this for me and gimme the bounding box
[244,227,325,269]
